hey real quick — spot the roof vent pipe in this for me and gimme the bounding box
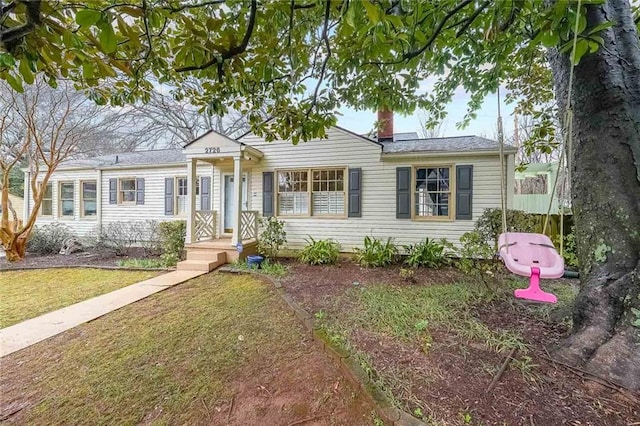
[377,107,394,142]
[115,155,119,164]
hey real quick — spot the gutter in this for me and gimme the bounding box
[381,149,518,159]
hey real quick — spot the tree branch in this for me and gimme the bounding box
[366,0,474,66]
[162,0,226,13]
[0,0,41,51]
[306,0,332,117]
[175,0,257,73]
[455,0,490,38]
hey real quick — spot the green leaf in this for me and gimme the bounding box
[588,21,615,35]
[0,52,16,68]
[99,23,117,54]
[82,62,94,79]
[75,9,102,27]
[570,39,589,65]
[540,31,560,48]
[18,59,34,84]
[4,73,23,92]
[362,1,380,25]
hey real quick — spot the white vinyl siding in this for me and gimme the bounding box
[28,164,214,237]
[240,126,515,250]
[28,169,100,235]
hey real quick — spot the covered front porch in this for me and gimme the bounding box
[182,130,263,256]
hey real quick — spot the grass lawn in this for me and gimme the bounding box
[0,268,159,328]
[0,273,377,425]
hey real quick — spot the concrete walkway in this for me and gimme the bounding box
[0,270,206,357]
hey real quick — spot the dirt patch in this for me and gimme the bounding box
[281,262,640,425]
[0,248,159,270]
[280,259,465,315]
[209,343,375,425]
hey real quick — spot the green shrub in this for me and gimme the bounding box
[299,237,340,265]
[403,238,453,268]
[399,267,416,282]
[258,259,288,278]
[257,216,287,259]
[354,236,398,267]
[27,223,75,254]
[158,220,186,266]
[474,208,538,248]
[456,231,501,289]
[117,258,167,268]
[553,231,579,269]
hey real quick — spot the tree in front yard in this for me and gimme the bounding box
[1,0,638,390]
[0,78,123,260]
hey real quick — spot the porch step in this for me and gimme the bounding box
[178,250,227,272]
[187,249,226,262]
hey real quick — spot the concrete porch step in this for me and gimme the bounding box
[179,248,227,272]
[176,259,224,272]
[186,249,226,262]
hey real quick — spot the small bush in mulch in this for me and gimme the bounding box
[27,223,75,255]
[158,220,186,266]
[353,236,399,267]
[299,237,340,265]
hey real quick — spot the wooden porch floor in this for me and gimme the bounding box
[185,238,257,249]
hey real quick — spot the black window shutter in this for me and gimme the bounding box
[136,178,145,205]
[348,168,362,217]
[262,172,274,217]
[109,178,117,204]
[164,177,174,216]
[396,167,411,219]
[456,165,473,220]
[200,176,211,210]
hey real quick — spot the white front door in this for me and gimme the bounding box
[223,174,248,233]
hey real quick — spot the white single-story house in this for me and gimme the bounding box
[24,116,516,269]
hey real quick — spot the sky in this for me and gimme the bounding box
[336,83,517,140]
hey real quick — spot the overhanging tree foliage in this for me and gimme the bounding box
[1,0,638,390]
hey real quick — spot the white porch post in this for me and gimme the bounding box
[231,155,243,246]
[186,158,197,244]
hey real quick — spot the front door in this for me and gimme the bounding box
[223,174,248,233]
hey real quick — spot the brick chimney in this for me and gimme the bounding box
[377,107,394,142]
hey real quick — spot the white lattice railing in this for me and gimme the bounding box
[195,210,216,241]
[240,210,258,241]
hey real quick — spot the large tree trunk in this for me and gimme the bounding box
[548,0,640,391]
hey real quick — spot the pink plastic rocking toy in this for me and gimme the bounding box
[498,232,564,304]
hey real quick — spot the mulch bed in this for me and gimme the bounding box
[279,260,640,426]
[0,248,158,270]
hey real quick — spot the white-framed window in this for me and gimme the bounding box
[414,166,452,219]
[59,182,74,217]
[81,180,97,218]
[119,178,136,203]
[278,170,309,216]
[40,182,53,216]
[174,176,201,216]
[277,168,346,217]
[176,177,188,215]
[311,169,345,215]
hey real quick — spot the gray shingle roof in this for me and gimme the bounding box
[381,135,516,154]
[59,149,185,170]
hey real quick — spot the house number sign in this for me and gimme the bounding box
[204,147,221,154]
